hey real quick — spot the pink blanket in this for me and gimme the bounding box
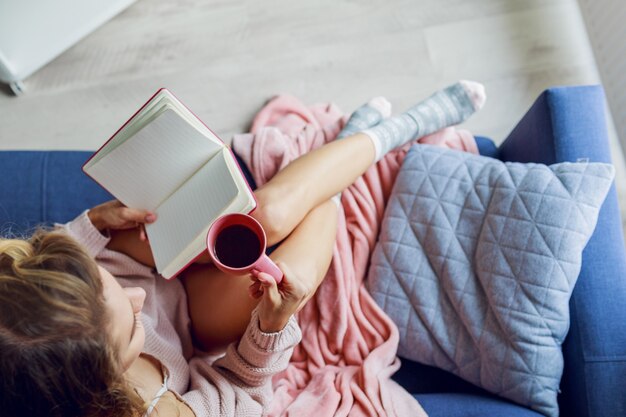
[232,95,477,417]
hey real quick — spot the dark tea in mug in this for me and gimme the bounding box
[214,224,262,268]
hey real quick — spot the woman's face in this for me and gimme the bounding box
[99,266,146,370]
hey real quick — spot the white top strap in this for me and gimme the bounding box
[143,373,169,417]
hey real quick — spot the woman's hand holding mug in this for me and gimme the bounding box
[250,263,308,333]
[207,213,304,331]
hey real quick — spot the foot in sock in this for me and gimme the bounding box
[336,96,392,139]
[333,97,392,204]
[363,80,486,161]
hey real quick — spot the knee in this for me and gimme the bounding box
[251,193,289,245]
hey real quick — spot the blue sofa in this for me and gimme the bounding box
[1,85,624,417]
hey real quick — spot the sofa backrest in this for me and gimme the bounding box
[0,151,111,236]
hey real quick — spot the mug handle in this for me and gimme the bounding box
[251,254,283,284]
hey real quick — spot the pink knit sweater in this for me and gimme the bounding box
[62,212,302,416]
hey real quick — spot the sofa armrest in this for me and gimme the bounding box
[499,86,626,417]
[499,85,612,164]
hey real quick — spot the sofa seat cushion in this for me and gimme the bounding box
[415,393,544,417]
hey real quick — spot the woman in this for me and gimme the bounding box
[0,81,484,416]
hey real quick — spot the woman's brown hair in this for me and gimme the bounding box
[0,230,145,417]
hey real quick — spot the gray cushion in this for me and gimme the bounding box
[366,144,615,417]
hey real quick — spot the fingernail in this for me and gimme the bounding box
[145,214,156,222]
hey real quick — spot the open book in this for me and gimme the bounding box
[83,88,256,279]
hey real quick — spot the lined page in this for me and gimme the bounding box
[86,109,222,210]
[85,98,174,166]
[146,149,238,274]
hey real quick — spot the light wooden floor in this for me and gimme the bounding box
[0,0,624,231]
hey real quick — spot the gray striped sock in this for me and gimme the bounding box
[337,97,392,139]
[363,81,484,161]
[334,97,392,204]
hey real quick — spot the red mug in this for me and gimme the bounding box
[206,213,283,283]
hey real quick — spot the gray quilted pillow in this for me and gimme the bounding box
[366,144,615,417]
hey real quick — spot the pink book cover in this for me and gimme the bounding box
[83,88,258,279]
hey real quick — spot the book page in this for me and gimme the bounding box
[85,108,223,210]
[158,148,258,278]
[86,100,174,165]
[146,149,239,274]
[86,90,224,167]
[220,149,257,214]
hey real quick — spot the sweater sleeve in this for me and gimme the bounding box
[57,211,155,277]
[182,307,302,416]
[56,210,111,258]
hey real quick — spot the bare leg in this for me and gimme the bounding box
[252,80,486,245]
[252,133,375,245]
[183,200,338,353]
